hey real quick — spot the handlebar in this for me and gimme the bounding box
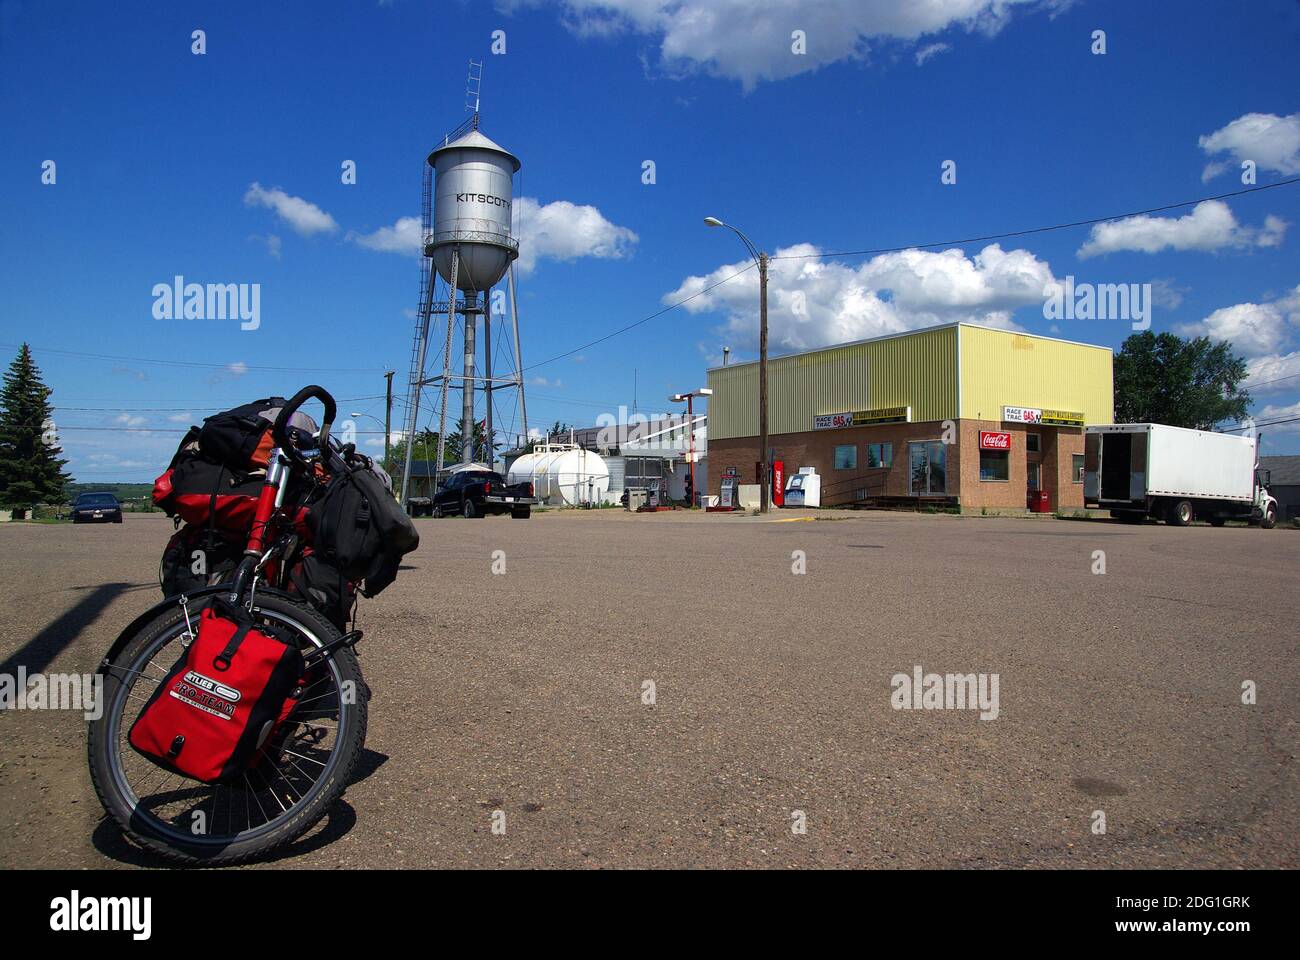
[272,385,337,467]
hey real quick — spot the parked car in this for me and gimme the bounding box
[429,470,538,519]
[71,492,123,523]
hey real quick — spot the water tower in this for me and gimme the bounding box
[400,63,529,505]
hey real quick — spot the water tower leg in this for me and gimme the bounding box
[401,257,440,509]
[484,288,493,468]
[434,249,460,482]
[462,298,476,466]
[508,264,528,440]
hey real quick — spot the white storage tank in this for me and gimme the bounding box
[508,443,610,505]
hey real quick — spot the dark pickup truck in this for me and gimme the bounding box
[412,470,538,519]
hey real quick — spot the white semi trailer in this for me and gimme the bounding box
[1084,423,1278,528]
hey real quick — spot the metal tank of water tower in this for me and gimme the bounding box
[426,129,520,292]
[400,112,530,508]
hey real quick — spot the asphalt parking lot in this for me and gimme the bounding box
[0,510,1295,869]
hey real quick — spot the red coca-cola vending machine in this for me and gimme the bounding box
[757,460,786,506]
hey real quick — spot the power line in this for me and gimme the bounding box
[520,262,757,372]
[518,177,1300,371]
[1220,414,1300,432]
[3,343,394,374]
[51,394,388,413]
[769,176,1300,262]
[1243,370,1300,390]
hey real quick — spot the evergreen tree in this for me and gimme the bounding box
[0,344,72,508]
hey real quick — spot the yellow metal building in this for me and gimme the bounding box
[706,322,1113,511]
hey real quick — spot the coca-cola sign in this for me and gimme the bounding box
[980,431,1012,450]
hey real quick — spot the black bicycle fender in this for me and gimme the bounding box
[96,585,300,675]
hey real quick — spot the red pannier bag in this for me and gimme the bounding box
[152,455,265,531]
[129,598,305,784]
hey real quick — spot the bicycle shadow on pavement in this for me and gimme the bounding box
[90,748,390,868]
[1,581,152,677]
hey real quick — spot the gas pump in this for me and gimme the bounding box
[720,476,737,508]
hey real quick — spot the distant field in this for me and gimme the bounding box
[67,482,153,499]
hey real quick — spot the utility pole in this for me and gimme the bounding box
[670,387,711,509]
[704,217,770,513]
[383,369,395,467]
[758,250,769,513]
[686,393,696,506]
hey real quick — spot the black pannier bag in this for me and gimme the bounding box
[306,452,419,597]
[196,398,283,473]
[160,524,242,597]
[287,554,356,630]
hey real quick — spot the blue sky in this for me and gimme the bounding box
[2,0,1299,481]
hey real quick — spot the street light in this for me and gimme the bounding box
[349,411,390,464]
[704,216,770,512]
[669,387,712,508]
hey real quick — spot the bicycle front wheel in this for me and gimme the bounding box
[88,591,368,866]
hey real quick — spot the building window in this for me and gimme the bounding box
[1026,433,1041,454]
[980,450,1009,481]
[909,441,947,494]
[867,442,893,468]
[833,444,857,470]
[1073,454,1084,483]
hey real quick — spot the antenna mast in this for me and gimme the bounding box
[466,58,483,117]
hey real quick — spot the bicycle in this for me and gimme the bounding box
[88,386,370,865]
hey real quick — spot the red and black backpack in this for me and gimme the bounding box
[152,397,318,533]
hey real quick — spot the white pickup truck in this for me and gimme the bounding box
[1084,423,1278,528]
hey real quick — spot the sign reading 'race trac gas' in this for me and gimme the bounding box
[1002,405,1086,426]
[813,406,911,430]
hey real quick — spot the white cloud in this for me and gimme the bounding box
[915,42,950,65]
[665,241,1059,353]
[1199,112,1300,181]
[115,413,148,429]
[349,216,423,254]
[84,453,156,470]
[1149,278,1186,310]
[227,361,249,377]
[511,0,1046,90]
[1180,286,1300,388]
[1176,301,1287,357]
[1077,200,1287,258]
[349,198,637,276]
[514,197,638,274]
[529,376,563,388]
[1255,399,1300,435]
[1246,350,1300,393]
[243,183,339,237]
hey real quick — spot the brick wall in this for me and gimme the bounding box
[709,420,1085,510]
